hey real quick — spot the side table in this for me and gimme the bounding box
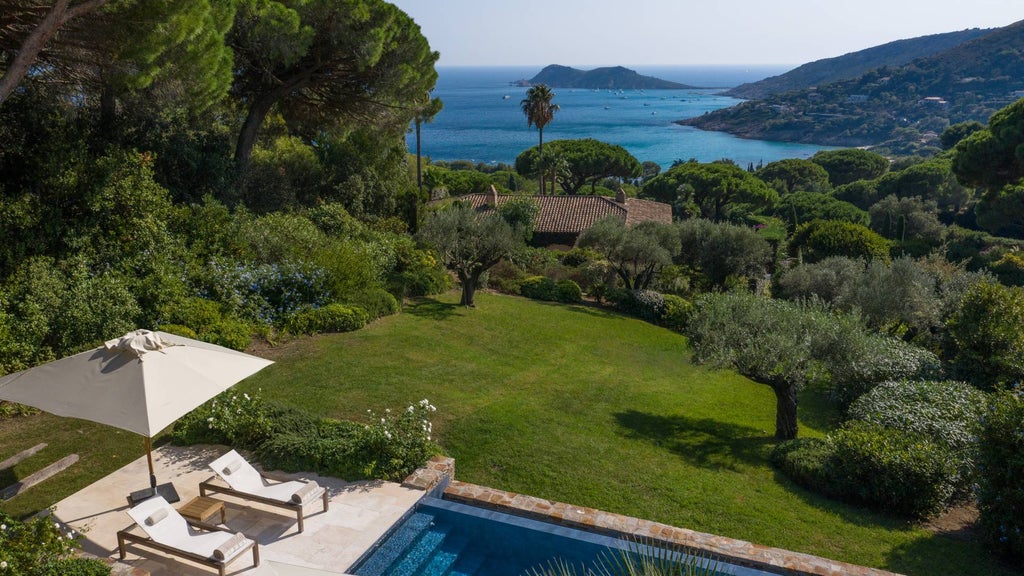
[177,495,226,524]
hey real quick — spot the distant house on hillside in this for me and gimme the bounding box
[455,187,672,249]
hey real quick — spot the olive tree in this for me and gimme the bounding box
[686,292,939,438]
[417,202,518,307]
[578,217,680,290]
[675,219,772,290]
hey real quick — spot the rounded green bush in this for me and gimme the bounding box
[770,438,832,494]
[347,288,399,319]
[554,279,583,303]
[826,421,960,518]
[284,304,368,335]
[520,276,559,301]
[659,294,692,332]
[848,380,985,451]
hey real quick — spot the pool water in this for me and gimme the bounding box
[351,497,773,576]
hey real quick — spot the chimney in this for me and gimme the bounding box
[616,187,626,203]
[487,184,499,207]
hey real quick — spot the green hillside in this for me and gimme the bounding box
[726,28,993,99]
[683,19,1024,152]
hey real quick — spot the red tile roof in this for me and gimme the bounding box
[460,193,671,235]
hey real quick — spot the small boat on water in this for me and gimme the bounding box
[502,94,510,100]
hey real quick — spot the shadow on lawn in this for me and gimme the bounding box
[614,410,772,471]
[404,298,463,320]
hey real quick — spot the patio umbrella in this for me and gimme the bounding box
[0,329,273,503]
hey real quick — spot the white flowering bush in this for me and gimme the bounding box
[357,399,439,481]
[171,390,273,449]
[174,394,441,482]
[0,513,109,575]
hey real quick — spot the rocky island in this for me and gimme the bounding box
[513,65,695,90]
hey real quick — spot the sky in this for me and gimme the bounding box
[389,0,1022,67]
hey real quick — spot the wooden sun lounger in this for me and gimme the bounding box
[199,475,329,533]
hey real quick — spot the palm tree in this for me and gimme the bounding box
[521,84,560,194]
[414,93,444,196]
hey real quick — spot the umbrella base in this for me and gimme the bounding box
[127,482,180,507]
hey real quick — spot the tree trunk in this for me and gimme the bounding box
[538,129,544,195]
[234,92,280,169]
[772,384,799,440]
[416,118,423,195]
[0,0,110,105]
[458,270,479,307]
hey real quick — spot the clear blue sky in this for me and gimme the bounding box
[389,0,1021,66]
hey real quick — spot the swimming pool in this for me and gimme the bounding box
[351,496,776,576]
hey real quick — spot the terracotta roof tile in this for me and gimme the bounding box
[459,194,670,234]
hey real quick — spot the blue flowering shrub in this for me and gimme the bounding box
[195,259,332,326]
[978,387,1024,560]
[0,512,110,575]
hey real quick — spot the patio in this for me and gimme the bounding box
[49,444,426,576]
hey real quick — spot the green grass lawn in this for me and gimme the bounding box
[1,291,1018,575]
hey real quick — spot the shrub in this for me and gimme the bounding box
[157,324,197,339]
[946,281,1024,389]
[769,438,832,493]
[977,388,1024,561]
[159,297,255,350]
[283,304,368,335]
[355,399,440,481]
[559,247,601,267]
[195,259,332,325]
[659,294,692,333]
[826,422,960,518]
[486,260,528,295]
[848,380,985,452]
[346,288,399,320]
[171,390,274,449]
[825,335,942,408]
[790,220,892,263]
[612,289,665,322]
[520,276,559,301]
[0,511,110,576]
[554,279,583,303]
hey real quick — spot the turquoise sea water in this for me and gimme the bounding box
[410,66,836,169]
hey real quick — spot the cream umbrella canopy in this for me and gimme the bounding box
[0,329,273,502]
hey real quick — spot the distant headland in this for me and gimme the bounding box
[512,65,695,90]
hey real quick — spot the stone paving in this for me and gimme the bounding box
[49,444,427,576]
[444,480,906,576]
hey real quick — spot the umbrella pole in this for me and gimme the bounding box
[144,437,157,490]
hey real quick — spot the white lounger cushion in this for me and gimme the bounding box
[209,449,323,505]
[127,496,251,561]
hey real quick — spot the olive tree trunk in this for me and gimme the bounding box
[772,383,799,440]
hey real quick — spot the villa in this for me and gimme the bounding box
[458,187,672,249]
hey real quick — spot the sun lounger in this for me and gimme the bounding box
[199,449,329,533]
[117,495,259,576]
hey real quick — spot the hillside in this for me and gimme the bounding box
[726,28,993,99]
[523,65,694,89]
[681,19,1024,152]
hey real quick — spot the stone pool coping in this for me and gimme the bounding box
[443,480,904,576]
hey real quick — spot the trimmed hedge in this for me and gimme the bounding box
[772,420,965,519]
[848,380,985,451]
[827,422,960,518]
[519,276,583,304]
[283,304,368,335]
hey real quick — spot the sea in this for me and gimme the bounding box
[408,66,836,170]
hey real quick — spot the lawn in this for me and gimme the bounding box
[0,291,1017,576]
